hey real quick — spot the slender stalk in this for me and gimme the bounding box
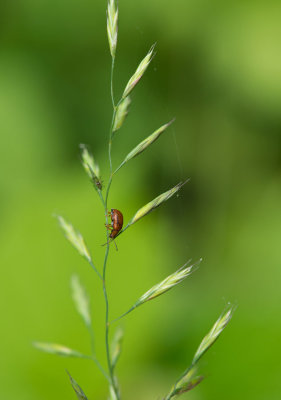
[109,305,136,325]
[96,54,120,400]
[113,161,125,175]
[110,57,116,109]
[106,96,123,205]
[89,259,102,280]
[97,186,117,391]
[108,141,113,179]
[88,324,96,357]
[86,307,110,382]
[97,188,107,211]
[102,244,111,369]
[101,195,120,399]
[92,355,111,382]
[164,364,194,400]
[105,174,113,204]
[108,57,116,177]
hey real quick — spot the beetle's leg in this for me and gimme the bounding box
[105,224,113,230]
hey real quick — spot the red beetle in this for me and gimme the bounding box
[105,209,123,239]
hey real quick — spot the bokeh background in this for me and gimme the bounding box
[1,0,281,399]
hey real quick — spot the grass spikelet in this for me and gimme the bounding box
[80,144,102,190]
[166,366,204,399]
[71,275,91,327]
[107,0,118,58]
[110,261,200,323]
[192,305,234,364]
[67,371,89,400]
[33,342,86,358]
[113,97,131,133]
[165,305,234,399]
[127,180,189,227]
[56,216,92,263]
[122,44,155,99]
[136,260,199,306]
[111,328,124,370]
[108,385,118,400]
[114,119,175,173]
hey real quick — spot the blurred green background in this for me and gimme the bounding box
[1,0,281,399]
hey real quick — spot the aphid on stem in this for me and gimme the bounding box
[94,177,103,190]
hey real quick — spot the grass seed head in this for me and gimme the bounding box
[108,385,118,400]
[113,97,131,133]
[128,180,189,226]
[168,366,204,398]
[80,144,102,190]
[122,44,156,99]
[57,215,92,263]
[71,275,91,327]
[107,0,118,58]
[111,328,124,370]
[67,371,89,400]
[193,305,234,364]
[115,119,175,173]
[135,260,199,307]
[33,342,84,358]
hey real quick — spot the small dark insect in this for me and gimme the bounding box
[104,209,124,248]
[93,177,102,190]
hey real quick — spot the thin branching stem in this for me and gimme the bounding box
[89,259,102,280]
[165,364,194,400]
[105,173,113,205]
[109,305,136,325]
[101,195,120,399]
[108,140,113,182]
[102,242,112,373]
[88,324,96,357]
[86,285,109,382]
[111,56,116,109]
[108,57,116,178]
[92,355,111,382]
[95,54,120,400]
[63,351,110,381]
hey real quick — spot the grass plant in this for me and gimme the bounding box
[34,1,234,399]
